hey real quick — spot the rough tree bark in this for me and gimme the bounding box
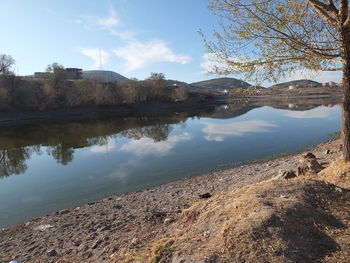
[339,0,350,161]
[341,40,350,161]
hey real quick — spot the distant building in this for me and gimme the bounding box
[81,70,127,83]
[34,72,46,78]
[65,68,82,80]
[322,82,337,87]
[288,85,295,90]
[33,68,82,80]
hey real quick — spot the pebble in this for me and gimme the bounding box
[33,224,53,231]
[91,239,103,249]
[47,249,57,257]
[130,237,138,246]
[164,218,174,225]
[199,193,212,199]
[335,187,343,193]
[59,209,70,215]
[203,231,210,238]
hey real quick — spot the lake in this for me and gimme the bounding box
[0,98,342,228]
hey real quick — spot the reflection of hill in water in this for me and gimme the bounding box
[210,96,341,119]
[0,96,341,178]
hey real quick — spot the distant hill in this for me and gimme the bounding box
[190,77,251,91]
[82,70,128,83]
[166,79,188,87]
[270,79,321,89]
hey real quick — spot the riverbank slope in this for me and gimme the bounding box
[0,139,349,263]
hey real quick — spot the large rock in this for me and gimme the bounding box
[297,152,323,176]
[274,170,297,180]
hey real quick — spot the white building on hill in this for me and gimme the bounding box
[82,70,127,83]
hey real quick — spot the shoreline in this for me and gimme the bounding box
[0,138,342,263]
[0,93,342,127]
[0,99,219,127]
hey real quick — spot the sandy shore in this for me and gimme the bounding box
[0,139,342,263]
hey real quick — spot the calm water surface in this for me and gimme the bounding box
[0,100,342,228]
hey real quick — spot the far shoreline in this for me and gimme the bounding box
[0,92,343,127]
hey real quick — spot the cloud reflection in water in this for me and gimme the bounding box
[202,120,278,142]
[284,106,338,119]
[120,132,192,157]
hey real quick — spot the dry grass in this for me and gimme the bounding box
[317,160,350,189]
[120,175,349,263]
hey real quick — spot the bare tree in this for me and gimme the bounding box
[0,54,15,75]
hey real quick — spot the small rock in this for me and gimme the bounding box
[91,239,103,249]
[199,193,212,199]
[99,225,111,231]
[61,223,74,228]
[130,237,138,246]
[59,209,70,215]
[10,260,22,263]
[164,218,174,225]
[33,224,53,231]
[113,204,122,210]
[335,187,343,193]
[47,249,57,257]
[325,149,331,154]
[274,170,296,180]
[279,195,289,199]
[203,231,210,238]
[302,152,316,159]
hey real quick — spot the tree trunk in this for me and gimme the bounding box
[340,28,350,161]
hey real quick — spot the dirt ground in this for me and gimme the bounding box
[0,139,347,263]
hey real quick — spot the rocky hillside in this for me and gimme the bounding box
[270,79,321,89]
[82,70,128,83]
[188,77,252,93]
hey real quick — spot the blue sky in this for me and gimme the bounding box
[1,0,342,85]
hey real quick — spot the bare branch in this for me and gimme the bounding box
[308,0,338,26]
[339,0,349,24]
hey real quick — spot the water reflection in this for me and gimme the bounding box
[120,132,192,156]
[284,105,338,119]
[0,96,341,179]
[0,114,191,178]
[0,147,37,177]
[202,120,278,141]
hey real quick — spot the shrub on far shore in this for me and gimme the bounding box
[0,73,189,111]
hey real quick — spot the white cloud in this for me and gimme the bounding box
[78,48,110,69]
[284,105,338,119]
[283,69,342,83]
[202,120,277,141]
[120,132,192,156]
[97,8,119,28]
[75,8,135,41]
[113,40,191,72]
